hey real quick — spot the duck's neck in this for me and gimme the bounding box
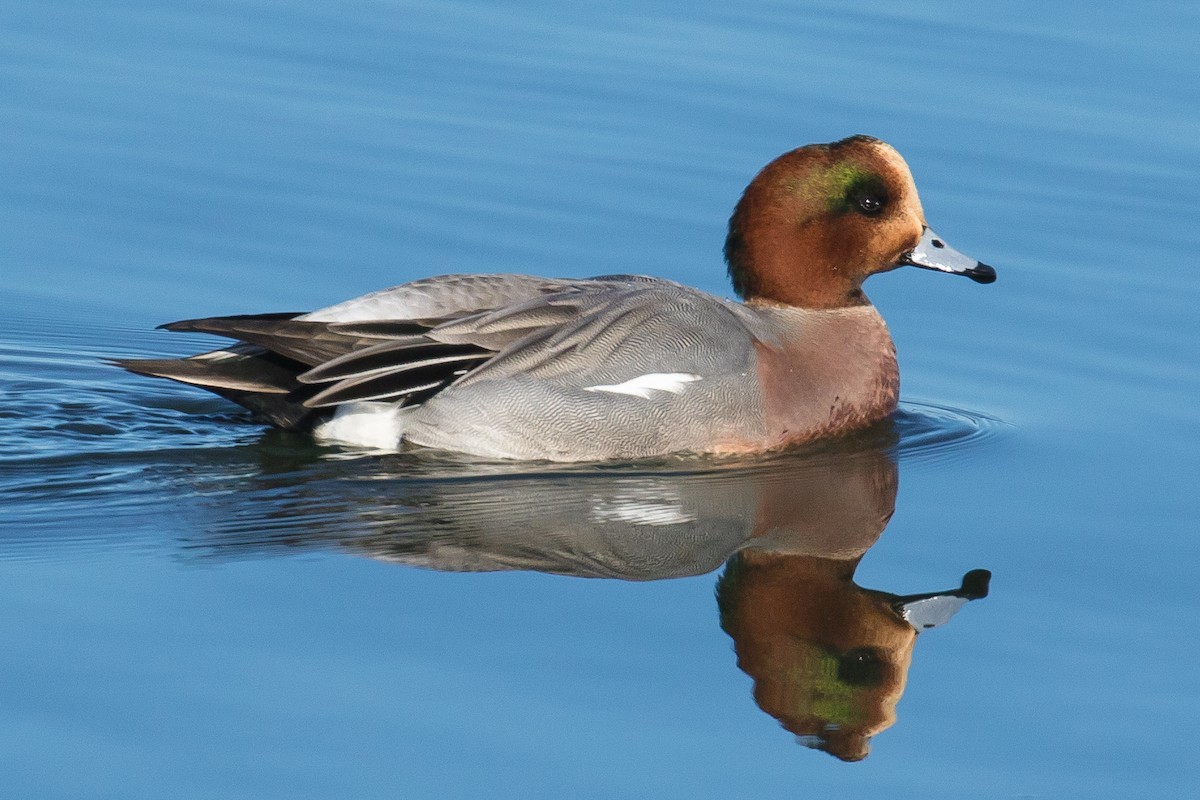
[726,221,867,310]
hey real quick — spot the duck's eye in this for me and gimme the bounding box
[836,172,888,216]
[856,193,885,216]
[837,647,885,686]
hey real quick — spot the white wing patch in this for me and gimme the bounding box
[584,372,701,399]
[590,489,695,526]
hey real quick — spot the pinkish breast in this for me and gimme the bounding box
[752,306,899,448]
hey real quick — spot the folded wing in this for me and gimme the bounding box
[115,274,692,430]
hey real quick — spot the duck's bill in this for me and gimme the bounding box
[899,227,996,284]
[891,569,991,632]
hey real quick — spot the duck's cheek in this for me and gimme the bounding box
[863,241,909,276]
[882,217,924,267]
[900,211,925,245]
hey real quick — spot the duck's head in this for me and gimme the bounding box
[724,135,995,309]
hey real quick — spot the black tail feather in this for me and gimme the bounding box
[120,313,499,428]
[160,313,404,366]
[114,347,325,430]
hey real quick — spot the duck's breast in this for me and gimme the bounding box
[750,305,899,447]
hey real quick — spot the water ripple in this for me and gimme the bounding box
[893,400,1008,464]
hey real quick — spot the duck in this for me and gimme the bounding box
[117,135,995,461]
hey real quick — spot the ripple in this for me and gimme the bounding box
[0,343,261,464]
[892,400,1009,465]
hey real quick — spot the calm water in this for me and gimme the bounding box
[2,1,1198,797]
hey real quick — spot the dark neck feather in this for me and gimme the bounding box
[723,216,754,299]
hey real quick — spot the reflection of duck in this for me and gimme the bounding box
[701,437,987,761]
[190,426,987,760]
[718,553,988,762]
[316,432,905,580]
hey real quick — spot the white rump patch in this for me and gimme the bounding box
[584,372,701,399]
[313,402,407,451]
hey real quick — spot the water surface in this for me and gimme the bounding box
[2,1,1198,797]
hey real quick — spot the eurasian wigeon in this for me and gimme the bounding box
[118,135,995,461]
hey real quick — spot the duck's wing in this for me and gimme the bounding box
[396,282,768,460]
[433,278,759,386]
[298,273,590,323]
[137,274,591,367]
[113,274,655,428]
[151,314,422,366]
[297,278,759,411]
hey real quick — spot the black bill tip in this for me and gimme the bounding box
[966,263,997,284]
[959,569,992,599]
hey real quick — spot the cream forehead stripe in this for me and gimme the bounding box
[584,373,702,399]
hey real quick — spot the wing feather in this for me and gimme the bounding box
[305,352,488,407]
[297,340,474,384]
[119,274,750,437]
[160,314,405,366]
[301,351,490,407]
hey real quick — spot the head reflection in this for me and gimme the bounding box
[714,445,987,761]
[717,552,917,762]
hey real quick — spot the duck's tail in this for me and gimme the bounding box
[112,344,324,431]
[116,311,494,433]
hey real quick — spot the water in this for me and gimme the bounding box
[2,1,1198,796]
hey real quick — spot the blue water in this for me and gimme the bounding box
[2,1,1198,797]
